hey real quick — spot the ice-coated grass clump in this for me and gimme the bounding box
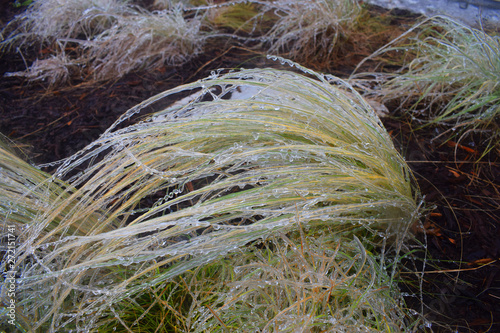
[1,0,205,83]
[2,0,367,85]
[100,230,421,332]
[188,232,417,332]
[355,15,500,145]
[263,0,362,65]
[1,64,422,331]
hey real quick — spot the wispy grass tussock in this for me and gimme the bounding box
[198,0,363,66]
[263,0,362,65]
[102,231,420,332]
[1,0,205,83]
[188,232,416,332]
[355,15,500,144]
[1,64,421,331]
[2,0,368,84]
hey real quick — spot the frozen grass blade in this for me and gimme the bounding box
[0,138,114,238]
[3,65,420,331]
[0,138,117,330]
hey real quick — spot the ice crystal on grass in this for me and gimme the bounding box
[1,65,422,331]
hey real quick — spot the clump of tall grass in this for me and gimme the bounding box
[355,15,500,144]
[1,0,385,85]
[262,0,362,67]
[1,0,131,44]
[101,231,421,332]
[191,231,419,332]
[85,8,203,80]
[1,0,205,82]
[1,63,421,331]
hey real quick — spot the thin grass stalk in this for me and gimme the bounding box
[0,139,114,237]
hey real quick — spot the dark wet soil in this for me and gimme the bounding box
[1,2,499,332]
[387,118,500,333]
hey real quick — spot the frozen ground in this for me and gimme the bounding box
[365,0,500,28]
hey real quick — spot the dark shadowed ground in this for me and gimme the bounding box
[1,2,499,332]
